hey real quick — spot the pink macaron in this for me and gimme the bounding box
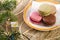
[30,11,42,24]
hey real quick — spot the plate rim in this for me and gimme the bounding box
[23,0,60,31]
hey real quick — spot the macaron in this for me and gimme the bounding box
[39,4,56,16]
[30,12,42,24]
[43,14,56,26]
[30,18,40,24]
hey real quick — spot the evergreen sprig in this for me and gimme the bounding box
[0,0,17,25]
[0,0,20,40]
[0,11,17,25]
[3,0,16,11]
[0,0,16,11]
[0,27,20,40]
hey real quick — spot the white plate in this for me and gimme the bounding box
[23,1,60,31]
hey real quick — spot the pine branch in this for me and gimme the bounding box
[3,0,16,11]
[0,0,16,11]
[0,11,17,25]
[0,0,21,40]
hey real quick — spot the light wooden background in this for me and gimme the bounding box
[14,0,60,40]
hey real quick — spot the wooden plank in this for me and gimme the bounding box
[17,0,60,40]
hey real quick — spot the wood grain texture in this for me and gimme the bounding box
[16,0,60,40]
[17,13,60,40]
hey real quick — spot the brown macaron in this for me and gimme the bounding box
[43,14,56,26]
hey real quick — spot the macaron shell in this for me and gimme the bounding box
[30,12,42,22]
[39,4,56,16]
[43,14,56,25]
[30,18,40,24]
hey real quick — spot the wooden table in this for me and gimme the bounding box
[14,0,60,40]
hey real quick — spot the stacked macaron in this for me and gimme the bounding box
[30,12,42,24]
[30,4,56,26]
